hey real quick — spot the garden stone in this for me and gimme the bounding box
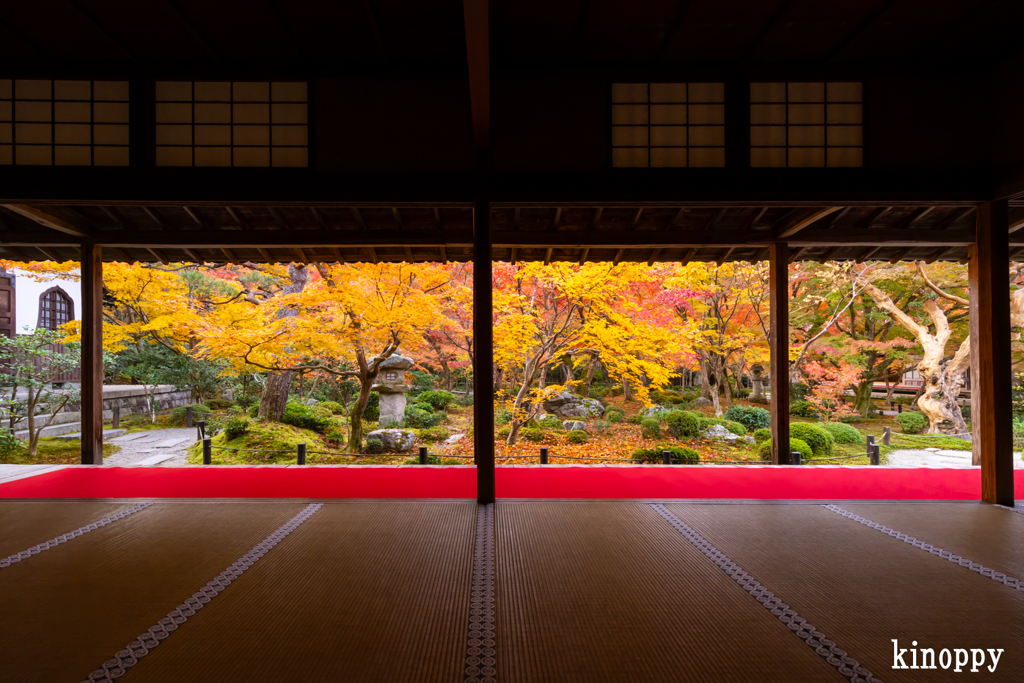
[562,420,587,432]
[305,398,319,405]
[743,436,756,444]
[443,433,465,445]
[701,424,739,441]
[643,405,670,418]
[692,397,712,407]
[542,391,605,418]
[366,428,417,452]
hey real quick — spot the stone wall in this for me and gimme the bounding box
[101,385,192,417]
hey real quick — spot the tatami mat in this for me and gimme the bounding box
[0,502,306,683]
[839,502,1024,580]
[668,503,1024,681]
[0,500,130,558]
[123,502,477,683]
[495,502,836,682]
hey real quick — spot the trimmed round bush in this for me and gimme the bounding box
[640,418,661,439]
[789,422,834,456]
[495,408,514,426]
[418,426,450,442]
[725,421,747,437]
[665,410,702,438]
[566,429,589,444]
[631,446,700,464]
[896,411,928,434]
[418,390,457,410]
[404,404,446,428]
[364,438,384,454]
[204,398,235,411]
[753,428,771,443]
[626,413,645,425]
[521,427,544,442]
[758,437,812,462]
[723,405,770,431]
[496,425,511,439]
[170,403,212,426]
[816,421,862,445]
[606,411,624,424]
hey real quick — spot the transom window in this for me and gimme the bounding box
[155,81,308,167]
[0,79,129,166]
[39,288,73,330]
[750,82,862,168]
[611,83,726,168]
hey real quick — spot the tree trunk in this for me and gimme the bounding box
[622,377,633,401]
[346,373,373,452]
[583,353,598,397]
[256,264,309,419]
[507,358,541,445]
[853,380,874,417]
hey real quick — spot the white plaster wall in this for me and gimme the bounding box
[11,268,82,333]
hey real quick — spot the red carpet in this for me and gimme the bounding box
[0,465,1019,500]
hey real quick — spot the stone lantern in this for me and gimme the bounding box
[372,352,414,426]
[750,364,765,399]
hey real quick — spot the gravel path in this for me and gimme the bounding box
[104,427,202,467]
[885,447,1024,469]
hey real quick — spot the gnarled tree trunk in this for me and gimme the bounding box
[257,264,309,421]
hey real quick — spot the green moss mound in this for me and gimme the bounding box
[631,446,700,464]
[640,418,661,439]
[187,420,352,465]
[758,437,812,462]
[169,404,212,426]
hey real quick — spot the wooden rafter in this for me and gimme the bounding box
[629,207,643,229]
[776,207,842,238]
[142,206,170,230]
[1,204,92,237]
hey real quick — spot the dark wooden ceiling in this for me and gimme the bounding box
[2,201,1020,265]
[1,0,1021,73]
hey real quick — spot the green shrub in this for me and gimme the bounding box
[725,421,747,437]
[605,406,625,418]
[324,425,347,445]
[631,446,700,464]
[790,382,810,401]
[723,405,771,431]
[521,427,544,442]
[364,438,383,454]
[418,390,457,410]
[495,408,514,426]
[592,420,610,433]
[626,413,645,425]
[419,426,450,442]
[837,413,864,424]
[640,418,661,439]
[896,411,928,434]
[758,438,812,462]
[816,422,862,445]
[404,454,443,465]
[539,415,563,430]
[789,400,816,418]
[748,395,769,405]
[497,425,511,439]
[282,402,334,434]
[223,415,251,440]
[753,428,771,443]
[789,422,834,456]
[589,385,609,398]
[665,410,702,438]
[405,404,446,428]
[566,429,589,444]
[607,411,624,424]
[170,403,212,426]
[317,401,346,415]
[699,416,728,430]
[205,398,235,411]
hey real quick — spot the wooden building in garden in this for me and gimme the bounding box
[0,2,1022,681]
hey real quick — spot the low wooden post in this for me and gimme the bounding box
[197,421,206,441]
[112,406,120,429]
[203,438,212,465]
[540,447,548,464]
[662,449,672,465]
[297,443,306,465]
[186,406,193,429]
[768,243,791,465]
[870,444,880,466]
[866,434,875,456]
[792,450,802,466]
[882,427,891,447]
[898,403,903,414]
[419,446,428,465]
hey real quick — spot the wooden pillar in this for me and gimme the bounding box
[969,201,1014,505]
[473,200,495,504]
[769,242,791,465]
[81,243,104,465]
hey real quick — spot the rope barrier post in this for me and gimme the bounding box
[882,426,891,447]
[297,443,306,466]
[898,403,903,414]
[186,405,193,429]
[792,450,802,466]
[197,421,206,441]
[871,444,880,466]
[419,446,428,465]
[866,434,874,457]
[540,447,548,465]
[203,438,212,465]
[662,449,672,465]
[112,406,119,429]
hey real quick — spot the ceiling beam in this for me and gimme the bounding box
[226,206,250,230]
[551,207,562,229]
[267,207,290,230]
[647,248,661,266]
[142,206,170,230]
[776,207,842,239]
[705,208,728,231]
[932,206,973,231]
[653,0,694,61]
[856,206,892,230]
[392,207,403,229]
[896,206,934,229]
[629,207,643,229]
[0,204,92,237]
[463,0,490,148]
[824,0,898,64]
[738,0,796,64]
[183,206,209,229]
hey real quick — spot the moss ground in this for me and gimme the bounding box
[0,437,119,465]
